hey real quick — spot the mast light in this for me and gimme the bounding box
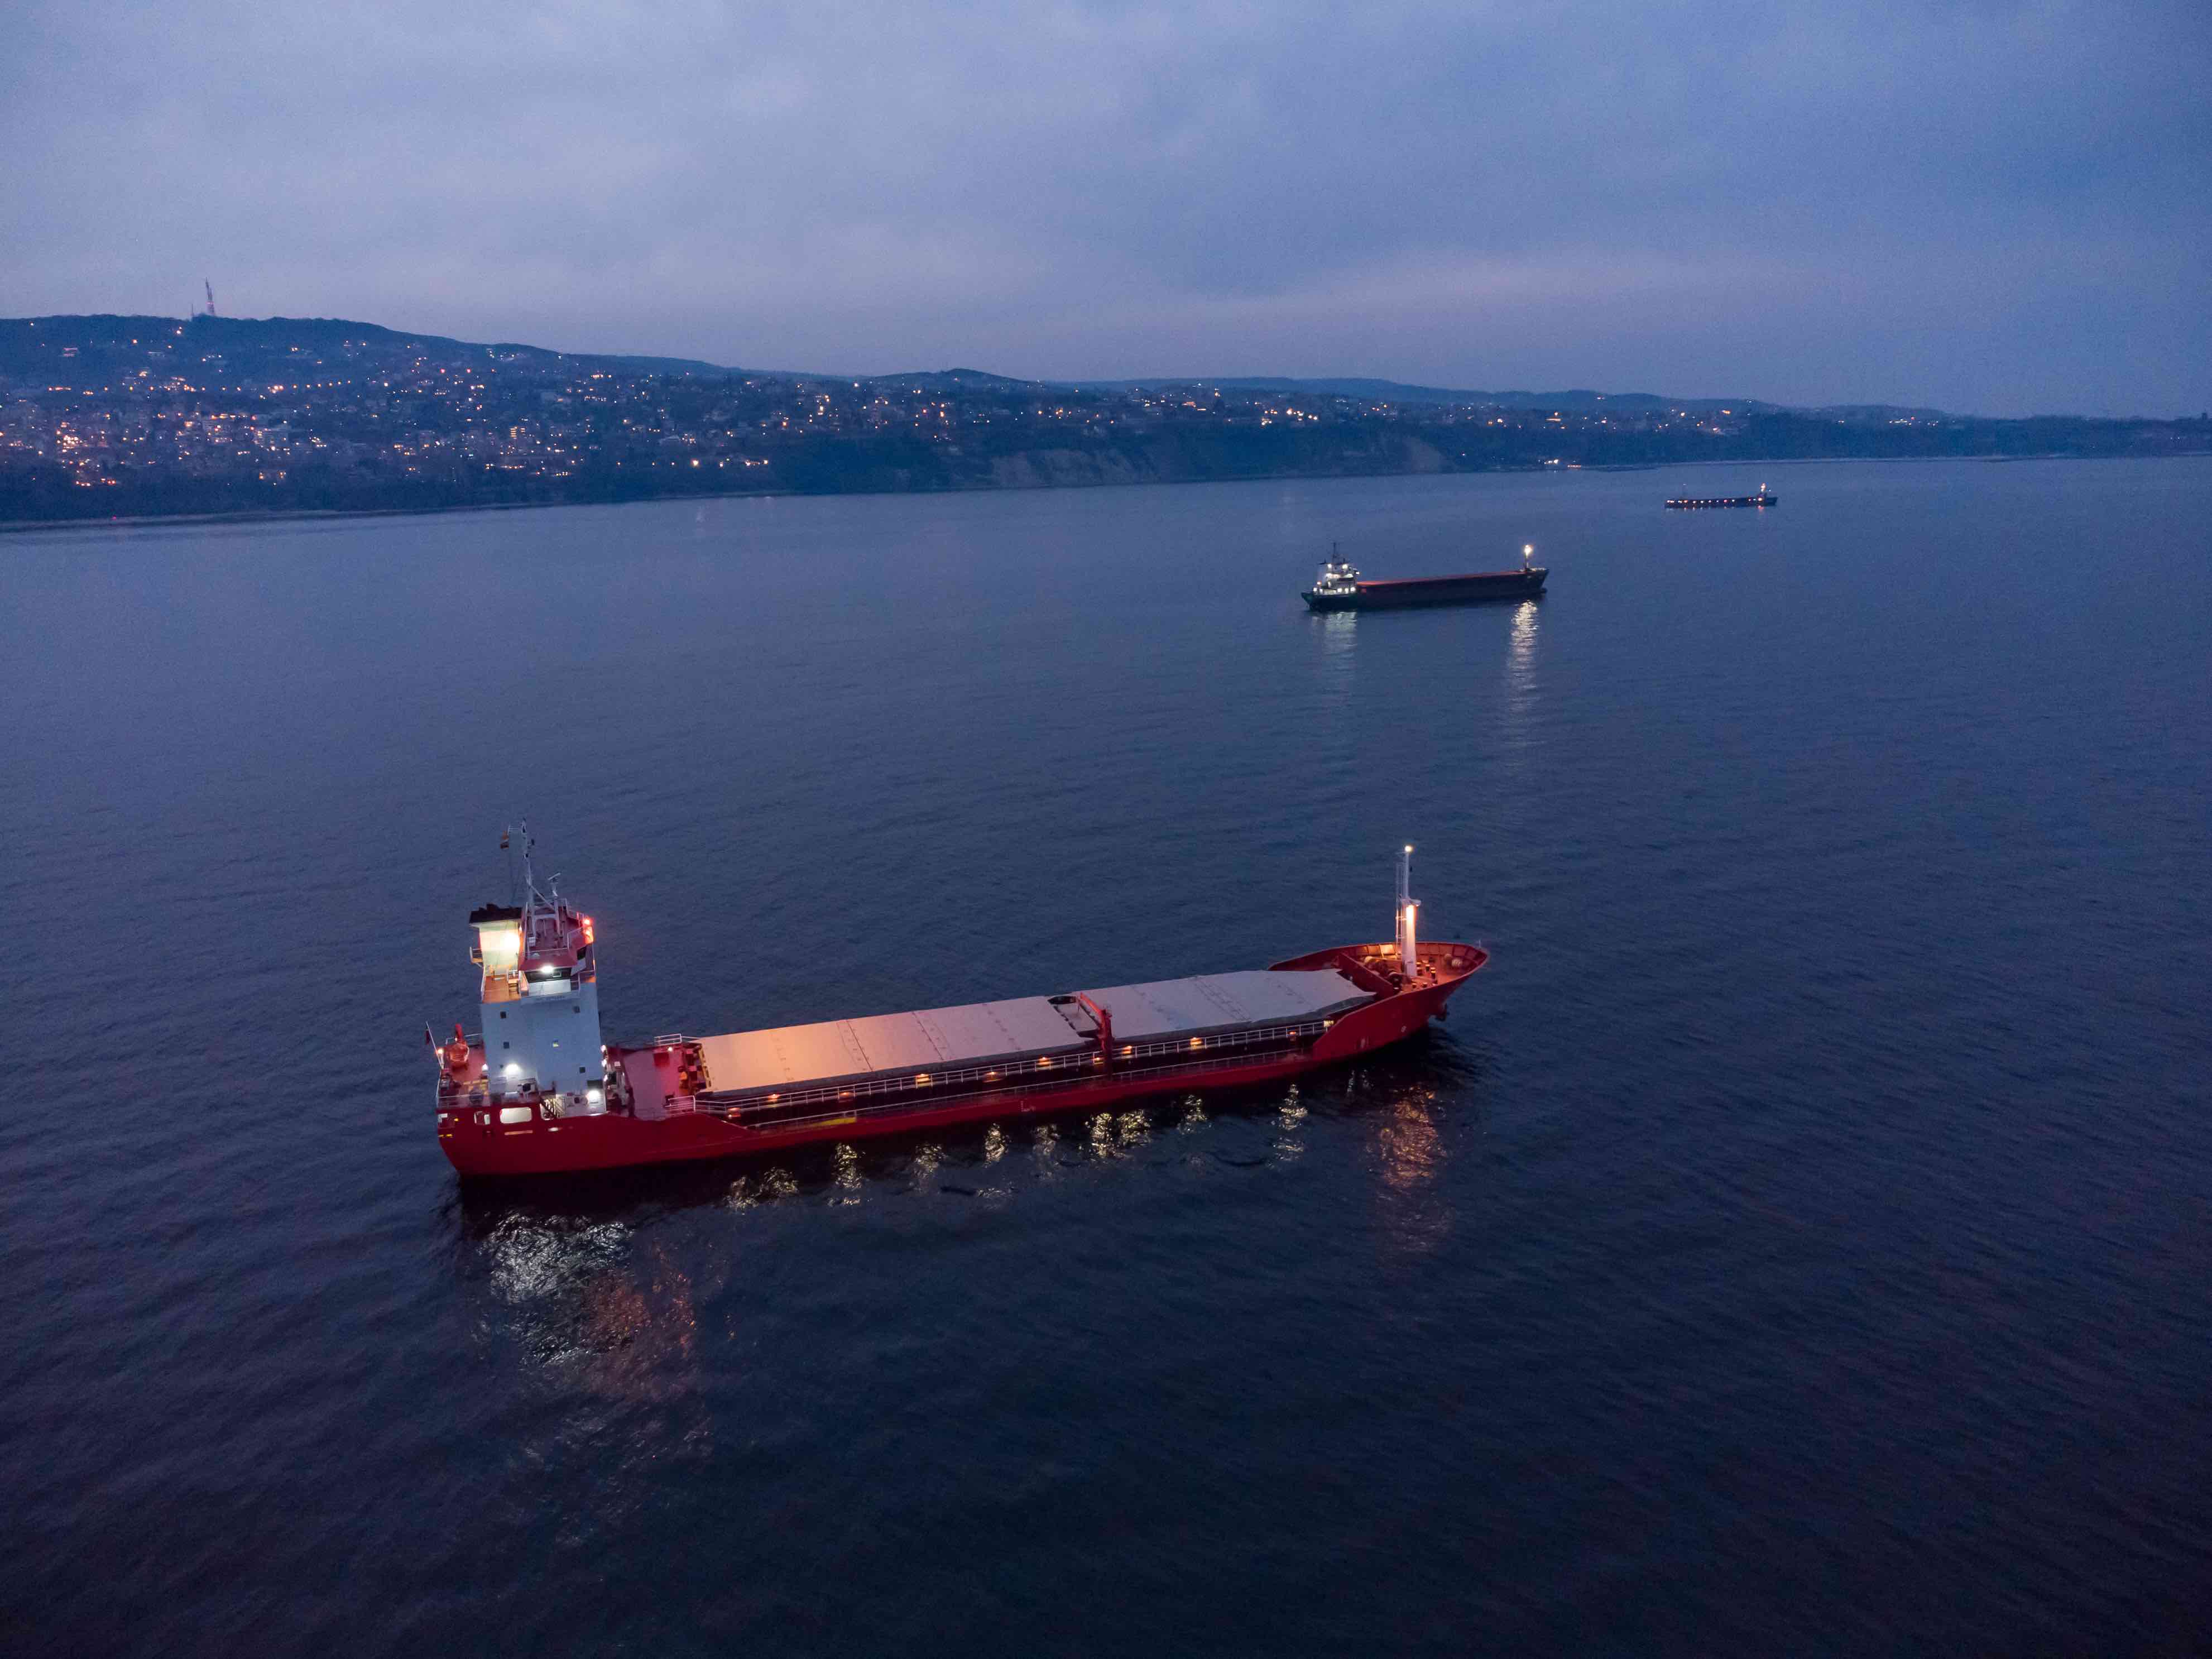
[1395,843,1421,978]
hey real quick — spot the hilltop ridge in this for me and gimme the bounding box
[0,313,1934,418]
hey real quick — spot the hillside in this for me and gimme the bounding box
[3,313,2203,525]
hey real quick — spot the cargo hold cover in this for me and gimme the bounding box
[695,995,1090,1096]
[1078,970,1370,1042]
[693,970,1371,1097]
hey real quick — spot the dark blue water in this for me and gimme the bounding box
[5,459,2209,1656]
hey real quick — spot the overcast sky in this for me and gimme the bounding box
[5,1,2206,414]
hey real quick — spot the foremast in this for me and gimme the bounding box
[1395,842,1420,980]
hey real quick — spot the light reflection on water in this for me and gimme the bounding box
[1310,611,1360,757]
[1508,597,1540,682]
[452,1068,1460,1366]
[1501,597,1543,755]
[443,1037,1485,1493]
[481,1213,633,1308]
[1314,608,1360,675]
[474,1213,710,1405]
[1274,1083,1306,1161]
[564,1239,704,1404]
[1029,1120,1062,1176]
[728,1166,800,1207]
[829,1140,863,1205]
[1373,1089,1451,1256]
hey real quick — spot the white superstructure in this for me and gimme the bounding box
[1310,544,1362,598]
[470,829,606,1112]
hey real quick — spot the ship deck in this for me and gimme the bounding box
[669,968,1374,1110]
[1356,569,1535,587]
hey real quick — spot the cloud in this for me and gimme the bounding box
[2,0,2205,411]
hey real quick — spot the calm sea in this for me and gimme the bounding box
[4,458,2208,1656]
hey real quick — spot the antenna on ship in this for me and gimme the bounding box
[519,822,539,908]
[1395,843,1421,981]
[501,822,537,908]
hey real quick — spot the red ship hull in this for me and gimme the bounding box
[437,941,1483,1178]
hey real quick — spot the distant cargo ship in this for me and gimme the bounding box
[1664,484,1777,509]
[430,837,1485,1178]
[1301,543,1547,611]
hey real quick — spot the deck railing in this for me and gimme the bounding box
[728,1038,1327,1136]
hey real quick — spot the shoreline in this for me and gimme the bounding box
[5,448,2206,536]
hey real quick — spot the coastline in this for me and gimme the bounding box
[6,448,2206,537]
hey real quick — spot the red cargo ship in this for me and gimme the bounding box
[430,838,1486,1178]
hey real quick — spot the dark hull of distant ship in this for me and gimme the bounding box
[1664,493,1776,509]
[1302,568,1547,611]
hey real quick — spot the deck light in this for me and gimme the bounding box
[478,923,522,969]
